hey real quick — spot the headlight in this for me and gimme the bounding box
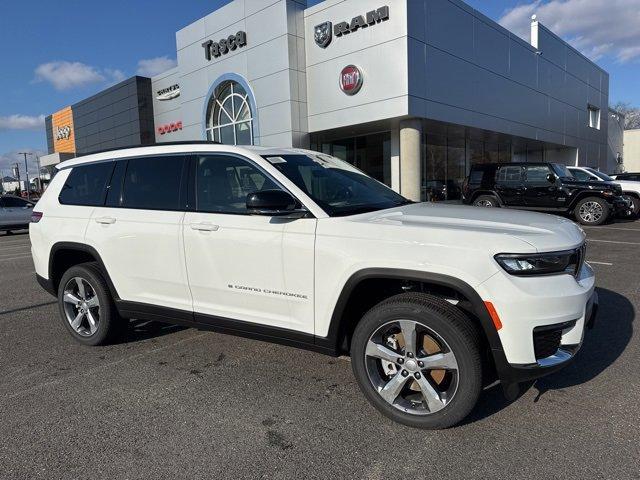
[495,250,581,276]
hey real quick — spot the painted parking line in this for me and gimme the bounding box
[0,245,31,251]
[584,226,640,232]
[587,239,640,246]
[0,255,33,263]
[588,261,613,266]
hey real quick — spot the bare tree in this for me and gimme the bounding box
[612,102,640,130]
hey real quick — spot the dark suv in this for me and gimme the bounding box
[462,162,632,225]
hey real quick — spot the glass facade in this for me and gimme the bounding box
[205,81,254,145]
[311,132,392,186]
[422,134,511,201]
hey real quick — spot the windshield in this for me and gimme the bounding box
[262,153,410,217]
[585,167,614,181]
[551,163,572,179]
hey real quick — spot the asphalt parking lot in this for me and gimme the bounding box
[1,221,639,479]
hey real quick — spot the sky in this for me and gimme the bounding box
[1,0,639,178]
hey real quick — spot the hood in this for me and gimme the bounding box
[350,202,585,252]
[562,178,622,192]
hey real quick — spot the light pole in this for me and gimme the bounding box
[17,152,33,200]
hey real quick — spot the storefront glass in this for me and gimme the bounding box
[311,132,391,186]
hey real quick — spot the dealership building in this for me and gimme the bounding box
[42,0,619,201]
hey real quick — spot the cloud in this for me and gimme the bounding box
[34,61,126,90]
[0,150,47,179]
[136,56,177,77]
[499,0,640,63]
[0,114,45,131]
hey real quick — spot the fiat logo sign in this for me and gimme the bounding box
[339,65,363,95]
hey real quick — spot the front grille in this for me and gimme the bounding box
[533,321,575,360]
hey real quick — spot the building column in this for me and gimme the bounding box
[390,128,400,193]
[399,118,423,201]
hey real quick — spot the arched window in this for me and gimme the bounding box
[205,80,254,145]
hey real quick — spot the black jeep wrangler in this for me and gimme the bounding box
[462,162,632,225]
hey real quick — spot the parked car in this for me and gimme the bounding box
[30,143,597,429]
[568,166,640,216]
[462,162,632,225]
[0,195,35,233]
[610,172,640,182]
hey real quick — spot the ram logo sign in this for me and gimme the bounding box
[314,6,390,48]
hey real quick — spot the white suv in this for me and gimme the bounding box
[30,143,598,429]
[568,166,640,216]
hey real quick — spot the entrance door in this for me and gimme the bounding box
[182,154,316,333]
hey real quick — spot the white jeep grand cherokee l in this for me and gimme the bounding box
[30,143,598,429]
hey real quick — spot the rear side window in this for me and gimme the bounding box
[59,162,114,206]
[121,156,186,210]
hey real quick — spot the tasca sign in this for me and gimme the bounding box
[314,6,389,49]
[202,31,247,61]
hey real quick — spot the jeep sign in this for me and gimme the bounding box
[340,65,363,96]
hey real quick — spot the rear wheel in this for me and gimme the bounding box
[575,197,609,225]
[57,262,123,346]
[351,293,482,429]
[473,195,499,208]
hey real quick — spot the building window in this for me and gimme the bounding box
[588,105,601,130]
[205,80,254,145]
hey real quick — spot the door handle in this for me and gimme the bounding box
[95,217,116,225]
[190,222,219,232]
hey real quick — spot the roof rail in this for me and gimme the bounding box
[77,140,223,157]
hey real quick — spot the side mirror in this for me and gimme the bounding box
[246,190,307,218]
[546,173,557,184]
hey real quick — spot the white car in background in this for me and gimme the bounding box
[568,166,640,217]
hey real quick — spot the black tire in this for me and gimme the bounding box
[473,195,499,208]
[351,292,482,429]
[574,196,610,226]
[625,195,640,217]
[57,262,123,346]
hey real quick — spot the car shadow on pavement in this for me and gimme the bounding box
[115,319,187,344]
[464,287,634,425]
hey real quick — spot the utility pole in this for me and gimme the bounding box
[17,152,32,200]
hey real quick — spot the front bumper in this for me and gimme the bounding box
[611,196,633,216]
[477,262,597,385]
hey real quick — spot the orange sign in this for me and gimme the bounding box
[52,106,76,153]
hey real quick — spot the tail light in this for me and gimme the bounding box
[31,211,43,223]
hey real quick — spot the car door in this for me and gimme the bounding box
[494,165,525,206]
[182,153,316,334]
[86,155,193,312]
[523,165,561,208]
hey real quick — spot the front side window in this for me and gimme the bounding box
[570,169,593,182]
[205,81,254,145]
[120,156,185,210]
[262,153,409,217]
[59,162,114,206]
[585,167,613,181]
[524,165,552,185]
[196,155,279,214]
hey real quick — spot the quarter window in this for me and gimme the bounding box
[196,155,279,214]
[205,81,254,145]
[120,156,186,210]
[59,162,114,206]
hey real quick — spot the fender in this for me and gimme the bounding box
[48,242,121,300]
[316,267,515,386]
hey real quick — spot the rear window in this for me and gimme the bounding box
[59,162,114,206]
[120,156,185,210]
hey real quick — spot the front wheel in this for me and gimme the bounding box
[574,197,610,226]
[351,293,482,429]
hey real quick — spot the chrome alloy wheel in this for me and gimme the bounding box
[62,277,101,337]
[474,200,493,207]
[578,201,604,223]
[364,320,459,415]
